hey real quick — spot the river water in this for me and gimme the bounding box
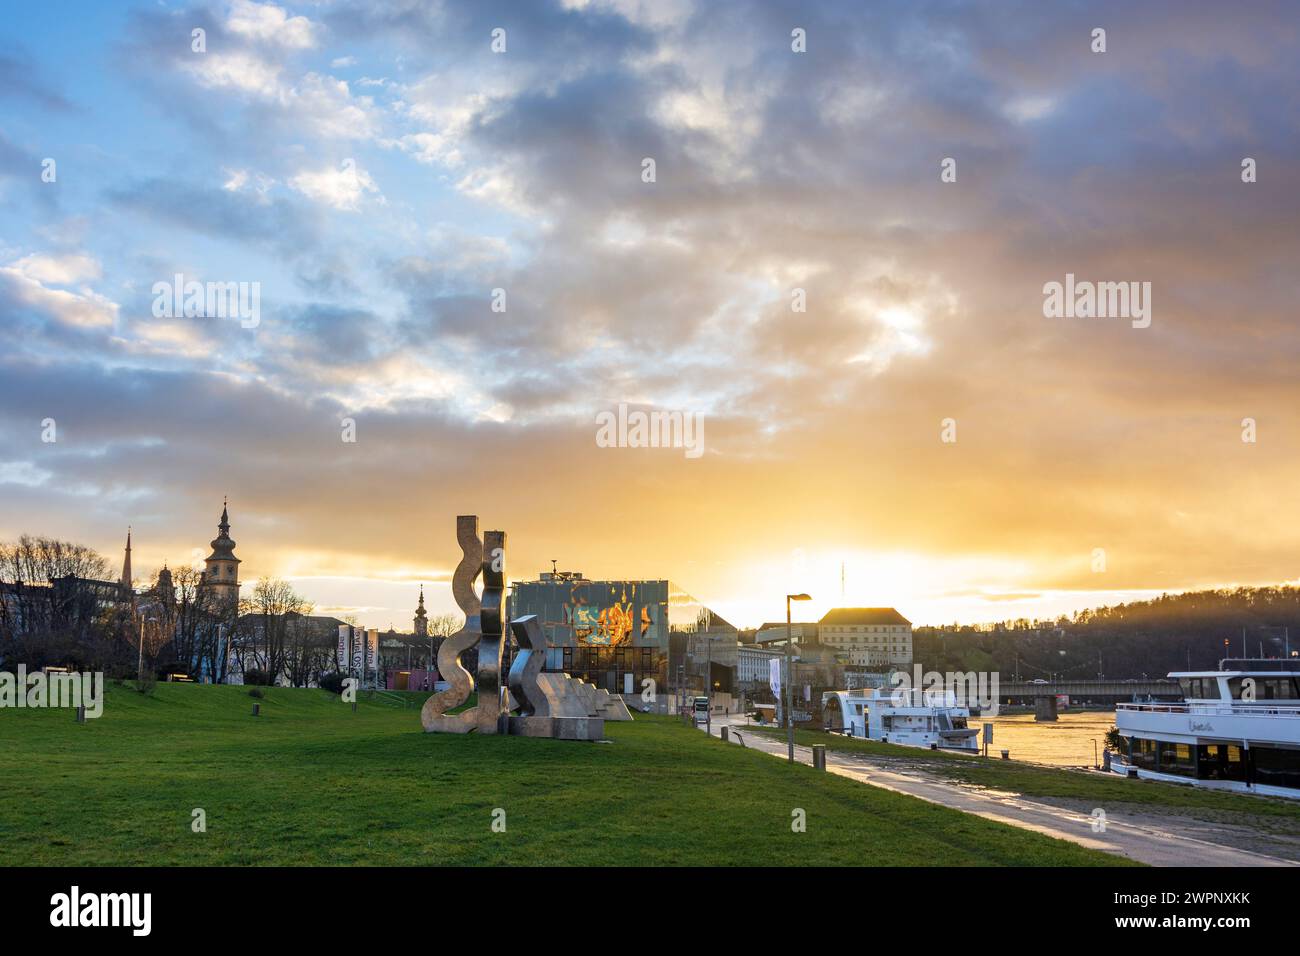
[974,709,1118,767]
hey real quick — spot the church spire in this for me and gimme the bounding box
[413,584,428,637]
[203,498,241,609]
[120,527,133,589]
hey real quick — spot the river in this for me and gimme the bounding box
[974,709,1118,767]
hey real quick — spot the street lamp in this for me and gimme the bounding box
[785,593,811,763]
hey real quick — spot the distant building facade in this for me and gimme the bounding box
[509,569,731,694]
[754,622,818,647]
[735,643,783,701]
[818,607,913,666]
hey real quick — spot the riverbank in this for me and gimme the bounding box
[740,723,1300,862]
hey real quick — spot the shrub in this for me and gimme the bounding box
[134,672,157,695]
[318,671,346,695]
[241,668,271,686]
[1104,726,1126,754]
[248,686,264,700]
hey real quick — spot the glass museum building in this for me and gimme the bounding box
[508,570,733,695]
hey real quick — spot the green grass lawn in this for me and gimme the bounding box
[0,682,1135,866]
[744,725,1300,825]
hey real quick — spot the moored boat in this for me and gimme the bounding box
[1112,659,1300,798]
[822,687,979,752]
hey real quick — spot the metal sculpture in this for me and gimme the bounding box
[475,529,507,734]
[508,616,550,718]
[420,516,483,733]
[420,515,627,740]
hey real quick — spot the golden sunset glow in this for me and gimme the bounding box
[3,2,1297,633]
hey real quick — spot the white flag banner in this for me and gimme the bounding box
[769,657,782,697]
[337,625,349,670]
[351,625,364,677]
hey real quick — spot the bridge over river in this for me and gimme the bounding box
[996,679,1181,703]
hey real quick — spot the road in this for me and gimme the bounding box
[701,713,1297,867]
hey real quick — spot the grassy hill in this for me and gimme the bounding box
[0,682,1132,866]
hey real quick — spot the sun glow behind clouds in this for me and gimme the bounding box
[701,549,1165,630]
[846,301,933,369]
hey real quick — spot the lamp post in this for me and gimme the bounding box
[786,593,811,762]
[705,634,712,736]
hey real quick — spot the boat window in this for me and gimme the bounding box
[1179,677,1220,699]
[1157,741,1196,777]
[1197,744,1246,782]
[1255,747,1300,789]
[1131,737,1157,770]
[1227,677,1300,700]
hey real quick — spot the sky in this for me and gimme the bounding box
[2,0,1299,631]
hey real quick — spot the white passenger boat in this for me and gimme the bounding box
[822,687,979,752]
[1113,659,1300,798]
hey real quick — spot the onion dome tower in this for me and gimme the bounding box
[414,585,428,638]
[202,498,241,609]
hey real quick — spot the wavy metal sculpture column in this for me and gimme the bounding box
[508,615,551,718]
[475,529,507,734]
[420,515,483,734]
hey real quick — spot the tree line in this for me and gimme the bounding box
[0,534,463,687]
[913,586,1300,679]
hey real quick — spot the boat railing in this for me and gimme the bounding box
[1117,702,1300,718]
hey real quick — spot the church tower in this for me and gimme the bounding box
[202,498,241,609]
[120,527,136,610]
[120,527,133,590]
[413,585,428,638]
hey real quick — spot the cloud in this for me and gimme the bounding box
[0,254,116,329]
[288,160,382,210]
[0,48,75,111]
[6,0,1300,628]
[108,176,324,255]
[221,167,276,194]
[226,0,318,49]
[6,253,102,285]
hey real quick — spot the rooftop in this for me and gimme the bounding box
[819,607,911,626]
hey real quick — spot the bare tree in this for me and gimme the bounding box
[0,536,118,669]
[427,612,463,671]
[158,565,239,682]
[283,614,334,688]
[0,535,113,641]
[241,577,310,683]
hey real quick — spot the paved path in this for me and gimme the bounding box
[704,715,1295,867]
